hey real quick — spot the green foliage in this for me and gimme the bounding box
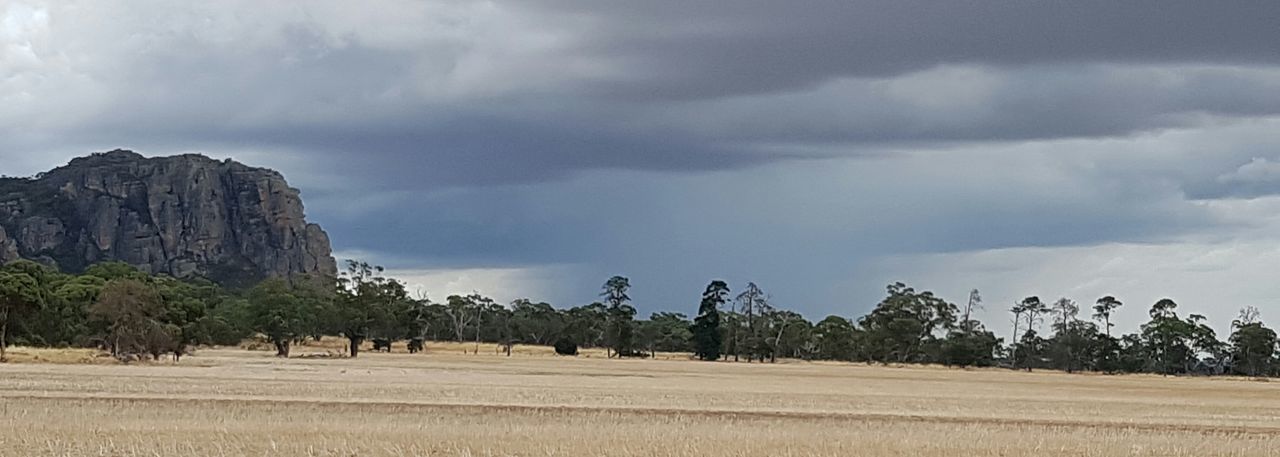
[84,262,150,282]
[200,297,253,346]
[1092,296,1123,337]
[600,276,636,357]
[553,338,578,356]
[1230,310,1277,377]
[1138,299,1222,375]
[333,260,410,357]
[1012,329,1046,370]
[692,280,728,361]
[0,256,1268,379]
[510,299,565,345]
[0,260,247,360]
[941,326,1001,368]
[765,310,813,361]
[248,278,311,356]
[643,312,693,353]
[1045,320,1100,373]
[812,316,857,361]
[563,303,607,348]
[0,264,45,361]
[89,279,169,358]
[857,282,958,364]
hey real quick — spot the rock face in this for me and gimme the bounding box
[0,150,337,286]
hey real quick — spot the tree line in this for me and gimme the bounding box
[0,259,1276,377]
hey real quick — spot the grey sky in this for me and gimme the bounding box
[4,1,1280,337]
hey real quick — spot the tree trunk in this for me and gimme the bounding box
[0,318,7,363]
[349,336,362,358]
[275,339,291,357]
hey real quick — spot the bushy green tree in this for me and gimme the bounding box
[812,315,858,361]
[0,265,43,361]
[637,312,692,356]
[857,282,958,364]
[248,278,310,357]
[768,311,813,361]
[43,274,105,346]
[510,299,565,345]
[89,279,168,359]
[1230,307,1276,377]
[1140,299,1220,375]
[941,325,1001,367]
[334,261,410,358]
[564,303,607,349]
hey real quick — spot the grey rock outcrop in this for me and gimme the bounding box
[0,149,337,285]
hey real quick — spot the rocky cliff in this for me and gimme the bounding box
[0,150,337,286]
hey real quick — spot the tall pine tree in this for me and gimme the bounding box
[601,276,635,358]
[692,280,728,361]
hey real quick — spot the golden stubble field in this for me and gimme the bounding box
[2,344,1279,456]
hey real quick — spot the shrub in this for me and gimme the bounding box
[553,338,578,356]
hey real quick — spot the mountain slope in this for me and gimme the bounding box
[0,149,336,285]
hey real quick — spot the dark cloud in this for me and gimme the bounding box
[522,1,1280,99]
[5,1,1280,319]
[8,1,1280,187]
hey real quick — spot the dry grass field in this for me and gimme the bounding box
[2,344,1280,456]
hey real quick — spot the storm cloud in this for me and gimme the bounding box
[4,1,1280,334]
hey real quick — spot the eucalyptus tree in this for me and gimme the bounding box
[89,279,167,358]
[636,313,694,358]
[646,312,693,353]
[941,323,1001,368]
[334,260,409,358]
[510,299,565,345]
[812,315,858,361]
[1230,307,1277,377]
[444,294,479,343]
[470,293,500,354]
[1140,299,1221,375]
[733,282,768,362]
[564,302,608,348]
[1009,301,1026,364]
[0,268,42,362]
[247,278,310,357]
[960,289,982,334]
[763,309,808,363]
[857,282,958,364]
[44,274,105,346]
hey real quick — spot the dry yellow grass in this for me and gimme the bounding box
[0,346,115,364]
[256,336,693,360]
[2,348,1279,456]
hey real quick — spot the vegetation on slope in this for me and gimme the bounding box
[0,258,1277,378]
